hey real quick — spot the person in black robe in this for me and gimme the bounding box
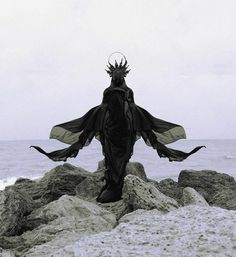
[31,55,204,203]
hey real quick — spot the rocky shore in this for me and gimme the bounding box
[0,161,236,257]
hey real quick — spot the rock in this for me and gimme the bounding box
[11,178,41,205]
[25,195,116,231]
[181,187,209,206]
[6,195,116,257]
[53,206,236,257]
[125,162,148,182]
[98,200,130,220]
[119,208,163,224]
[15,178,36,186]
[3,163,236,256]
[11,164,94,206]
[209,188,236,210]
[96,159,105,170]
[147,178,159,188]
[0,248,15,257]
[156,178,183,203]
[75,176,105,201]
[75,161,149,201]
[0,187,35,236]
[96,160,148,181]
[178,170,236,203]
[0,236,23,251]
[37,164,93,203]
[122,175,180,212]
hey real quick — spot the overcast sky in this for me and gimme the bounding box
[0,0,236,140]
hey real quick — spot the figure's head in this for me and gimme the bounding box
[106,53,130,85]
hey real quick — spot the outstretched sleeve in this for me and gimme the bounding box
[31,104,108,161]
[129,103,205,161]
[141,130,205,162]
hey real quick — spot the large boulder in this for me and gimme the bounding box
[97,199,130,220]
[75,176,105,201]
[75,161,148,202]
[97,159,148,181]
[156,178,183,203]
[25,195,116,233]
[125,162,148,182]
[10,161,148,207]
[52,206,236,257]
[178,170,236,206]
[0,187,35,236]
[3,164,236,256]
[122,175,180,212]
[209,188,236,210]
[37,164,93,203]
[2,195,116,257]
[12,164,93,206]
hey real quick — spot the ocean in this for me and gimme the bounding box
[0,139,236,190]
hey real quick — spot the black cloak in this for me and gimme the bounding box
[31,82,204,171]
[32,52,206,203]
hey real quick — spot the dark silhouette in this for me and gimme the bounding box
[31,54,204,203]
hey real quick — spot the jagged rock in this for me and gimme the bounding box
[96,159,106,170]
[98,200,130,220]
[0,247,15,257]
[75,176,105,201]
[53,206,236,257]
[0,187,35,236]
[2,195,116,257]
[22,196,116,257]
[178,170,236,204]
[181,187,209,206]
[3,164,236,256]
[75,161,148,202]
[0,236,23,251]
[25,195,116,231]
[25,162,146,205]
[11,164,94,206]
[119,208,163,224]
[147,178,159,188]
[122,175,180,212]
[97,159,148,181]
[37,164,93,203]
[156,178,183,203]
[209,188,236,210]
[125,162,148,182]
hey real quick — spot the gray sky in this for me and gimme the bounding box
[0,0,236,140]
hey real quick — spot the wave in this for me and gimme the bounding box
[0,175,42,191]
[224,155,236,160]
[0,176,18,190]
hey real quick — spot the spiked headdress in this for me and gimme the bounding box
[106,52,130,78]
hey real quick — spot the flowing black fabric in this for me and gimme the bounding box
[31,82,205,186]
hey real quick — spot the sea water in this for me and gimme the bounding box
[0,139,236,190]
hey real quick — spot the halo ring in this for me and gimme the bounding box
[108,52,127,64]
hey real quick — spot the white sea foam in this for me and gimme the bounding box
[0,176,18,190]
[0,175,42,190]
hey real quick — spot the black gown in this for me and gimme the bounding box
[31,82,204,190]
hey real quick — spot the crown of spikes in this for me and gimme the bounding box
[106,58,130,77]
